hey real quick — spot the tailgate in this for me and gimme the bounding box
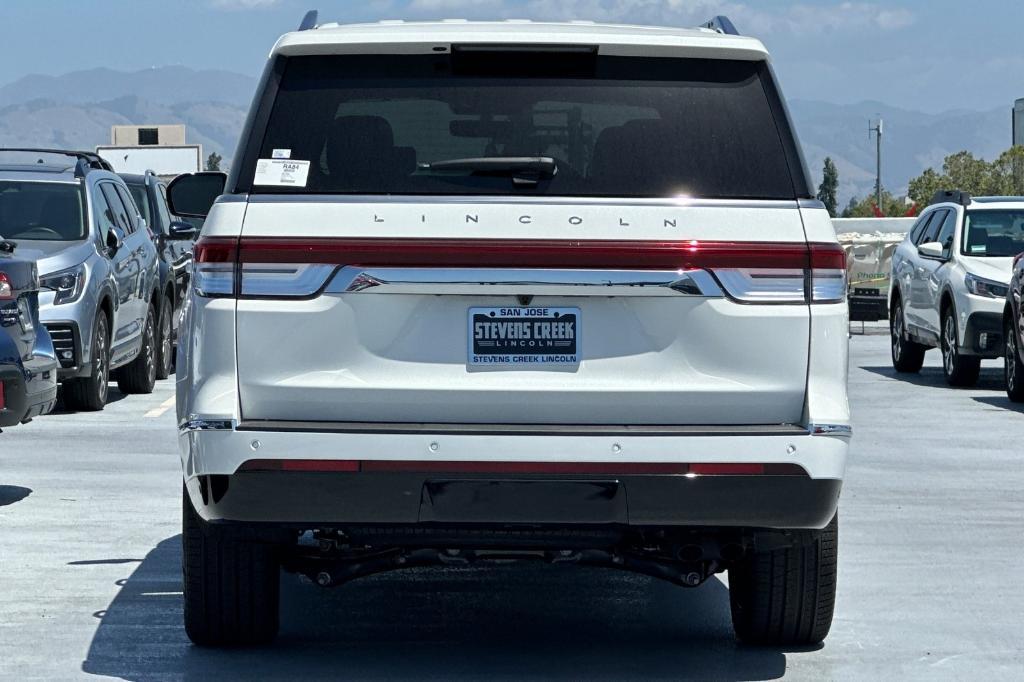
[234,200,815,426]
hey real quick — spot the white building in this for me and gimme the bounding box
[97,124,203,180]
[1014,99,1024,147]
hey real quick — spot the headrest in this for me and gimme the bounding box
[325,115,397,172]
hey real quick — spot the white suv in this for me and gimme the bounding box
[168,15,850,647]
[890,191,1022,385]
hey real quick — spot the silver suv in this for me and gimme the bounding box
[0,149,162,410]
[170,16,850,648]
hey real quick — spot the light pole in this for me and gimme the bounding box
[869,118,883,212]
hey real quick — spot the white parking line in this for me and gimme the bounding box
[144,395,176,419]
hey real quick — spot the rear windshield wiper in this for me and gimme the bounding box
[420,156,557,186]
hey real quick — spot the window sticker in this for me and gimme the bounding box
[969,244,986,253]
[254,159,310,187]
[272,149,291,159]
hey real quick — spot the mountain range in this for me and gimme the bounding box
[0,67,255,169]
[0,66,1014,206]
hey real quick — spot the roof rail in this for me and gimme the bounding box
[931,189,972,206]
[298,9,318,31]
[0,148,114,176]
[700,15,739,35]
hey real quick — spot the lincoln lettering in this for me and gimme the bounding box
[365,213,682,228]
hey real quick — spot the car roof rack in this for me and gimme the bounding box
[0,148,114,177]
[970,195,1024,203]
[931,189,971,206]
[700,15,739,35]
[298,9,318,31]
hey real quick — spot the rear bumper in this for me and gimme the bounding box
[186,470,841,531]
[1,332,58,427]
[181,421,848,531]
[0,364,58,427]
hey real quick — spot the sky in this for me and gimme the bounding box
[1,0,1022,113]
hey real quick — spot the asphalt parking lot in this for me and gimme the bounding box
[1,333,1022,681]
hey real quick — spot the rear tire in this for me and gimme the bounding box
[729,515,838,646]
[117,304,157,394]
[1005,318,1024,402]
[62,312,109,412]
[941,309,980,387]
[182,485,280,647]
[890,297,925,373]
[155,296,173,381]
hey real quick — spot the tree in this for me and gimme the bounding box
[816,157,839,217]
[907,167,944,208]
[941,151,992,193]
[206,152,222,172]
[840,196,859,218]
[839,191,907,218]
[989,146,1024,195]
[905,146,1024,207]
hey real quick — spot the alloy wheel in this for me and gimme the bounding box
[943,315,957,376]
[891,304,903,362]
[160,307,172,376]
[96,319,109,404]
[145,313,157,386]
[1008,330,1018,394]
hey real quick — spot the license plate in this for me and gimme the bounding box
[468,307,580,367]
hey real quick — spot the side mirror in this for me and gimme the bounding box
[166,172,227,219]
[106,226,125,253]
[917,241,945,260]
[168,220,198,240]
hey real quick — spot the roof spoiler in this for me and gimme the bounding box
[0,147,113,177]
[931,189,972,206]
[298,9,318,31]
[700,15,739,35]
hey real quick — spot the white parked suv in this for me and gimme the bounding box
[168,14,851,647]
[890,191,1023,385]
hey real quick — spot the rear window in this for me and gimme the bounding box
[245,53,802,199]
[0,181,86,241]
[126,182,152,227]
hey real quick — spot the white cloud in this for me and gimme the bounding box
[409,0,503,10]
[391,0,915,35]
[771,3,915,33]
[210,0,281,9]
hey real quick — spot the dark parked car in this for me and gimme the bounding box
[0,240,58,430]
[121,171,198,378]
[1005,251,1024,402]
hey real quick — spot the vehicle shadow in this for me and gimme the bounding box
[0,485,31,507]
[861,365,1005,391]
[49,386,129,415]
[82,536,797,681]
[972,395,1024,413]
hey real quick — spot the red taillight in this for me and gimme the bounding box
[193,237,238,264]
[0,272,12,300]
[192,237,239,297]
[689,463,764,475]
[809,242,847,270]
[234,238,812,269]
[194,237,846,304]
[808,242,847,304]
